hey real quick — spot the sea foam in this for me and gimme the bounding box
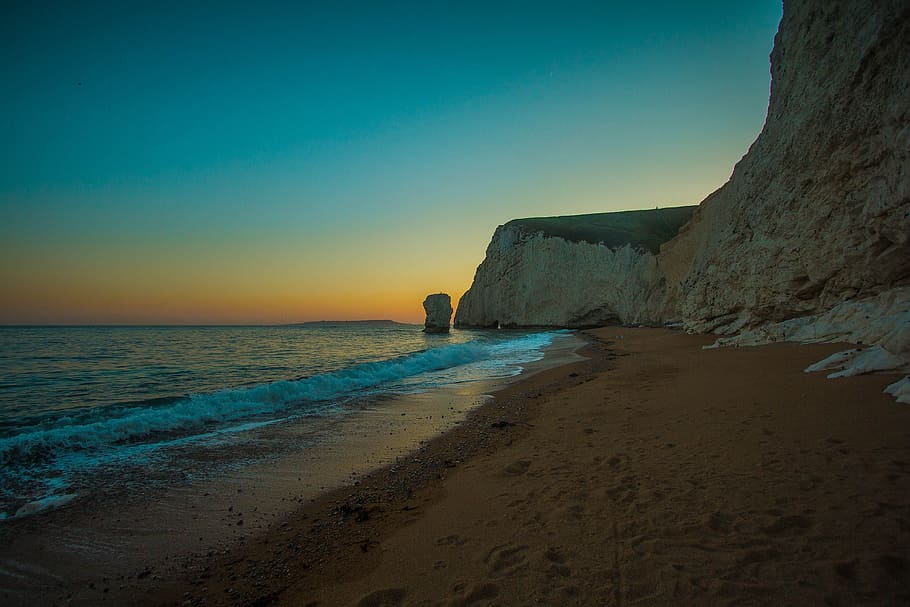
[0,334,553,471]
[0,330,564,520]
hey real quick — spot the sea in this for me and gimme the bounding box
[0,323,574,522]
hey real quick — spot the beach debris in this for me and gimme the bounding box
[490,420,515,429]
[422,293,453,333]
[885,376,910,403]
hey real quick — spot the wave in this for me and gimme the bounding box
[0,330,566,523]
[0,335,553,472]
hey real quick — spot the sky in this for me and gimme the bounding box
[0,1,783,325]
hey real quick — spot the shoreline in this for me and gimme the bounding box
[136,330,596,606]
[0,331,587,606]
[147,331,603,606]
[4,328,908,606]
[156,327,908,606]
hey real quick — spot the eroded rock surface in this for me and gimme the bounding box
[459,2,909,335]
[454,0,910,398]
[454,208,694,328]
[661,0,910,335]
[423,293,453,334]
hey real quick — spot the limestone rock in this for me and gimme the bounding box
[454,208,694,328]
[660,0,910,334]
[422,293,453,333]
[452,0,910,397]
[457,0,909,332]
[455,227,668,328]
[885,377,910,404]
[707,287,910,400]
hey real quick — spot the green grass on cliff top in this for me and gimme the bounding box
[506,205,696,254]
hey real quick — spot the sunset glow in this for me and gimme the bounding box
[1,1,783,324]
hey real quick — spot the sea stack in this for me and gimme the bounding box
[422,293,453,334]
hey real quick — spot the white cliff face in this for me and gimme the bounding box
[658,0,910,401]
[454,225,671,328]
[661,0,910,335]
[454,0,910,398]
[457,0,908,335]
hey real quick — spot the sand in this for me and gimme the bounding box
[116,329,910,604]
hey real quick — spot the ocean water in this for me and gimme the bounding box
[0,324,569,520]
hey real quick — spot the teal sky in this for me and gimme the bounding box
[1,1,783,324]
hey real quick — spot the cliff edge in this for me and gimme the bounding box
[454,207,695,328]
[661,0,910,335]
[458,0,908,336]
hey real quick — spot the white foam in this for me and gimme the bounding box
[12,493,77,519]
[0,331,565,522]
[0,332,559,474]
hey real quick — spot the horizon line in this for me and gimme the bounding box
[0,320,424,328]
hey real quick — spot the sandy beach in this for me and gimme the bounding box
[136,328,909,606]
[4,1,907,606]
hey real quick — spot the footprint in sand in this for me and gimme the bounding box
[762,514,812,535]
[705,510,735,534]
[877,554,909,579]
[544,547,566,563]
[356,587,406,607]
[735,547,781,567]
[540,547,572,578]
[437,534,468,546]
[504,460,531,475]
[834,559,859,580]
[449,582,500,607]
[485,543,530,578]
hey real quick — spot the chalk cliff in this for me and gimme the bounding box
[454,207,695,328]
[662,0,910,335]
[458,0,908,331]
[455,0,909,397]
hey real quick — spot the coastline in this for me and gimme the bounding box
[153,327,908,606]
[146,330,600,607]
[0,331,585,607]
[4,328,907,606]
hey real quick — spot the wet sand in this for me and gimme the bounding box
[7,328,909,606]
[0,334,584,606]
[148,327,909,606]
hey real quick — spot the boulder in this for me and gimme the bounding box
[423,293,453,333]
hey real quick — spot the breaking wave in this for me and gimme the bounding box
[0,333,555,472]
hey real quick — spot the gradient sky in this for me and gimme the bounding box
[1,1,783,324]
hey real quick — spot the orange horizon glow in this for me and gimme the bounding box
[0,261,476,326]
[0,3,783,325]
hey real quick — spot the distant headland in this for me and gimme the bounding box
[288,320,413,327]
